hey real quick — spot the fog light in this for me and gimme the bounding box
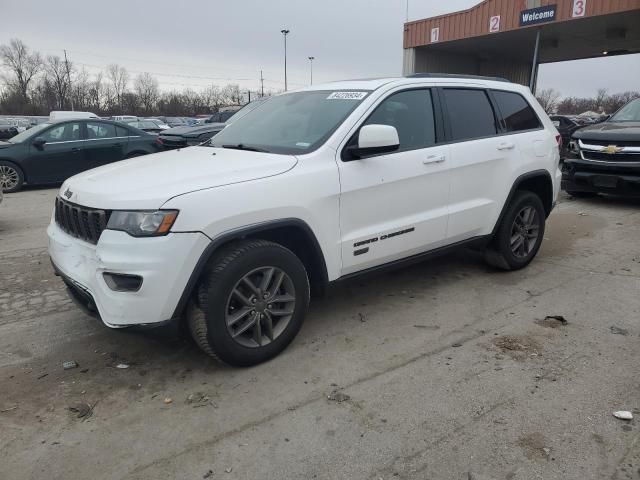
[103,273,143,292]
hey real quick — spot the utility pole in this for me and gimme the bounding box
[281,29,290,91]
[406,0,409,22]
[260,70,264,97]
[308,56,315,85]
[63,49,74,111]
[248,90,251,103]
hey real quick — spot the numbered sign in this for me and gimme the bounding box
[431,27,440,43]
[572,0,586,17]
[489,15,501,33]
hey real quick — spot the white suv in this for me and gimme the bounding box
[48,75,562,366]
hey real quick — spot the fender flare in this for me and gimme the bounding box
[171,218,328,319]
[491,169,553,238]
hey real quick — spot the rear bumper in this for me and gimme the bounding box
[48,221,210,327]
[561,159,640,195]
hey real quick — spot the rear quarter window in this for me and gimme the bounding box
[492,90,541,132]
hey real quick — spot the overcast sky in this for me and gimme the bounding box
[1,0,638,98]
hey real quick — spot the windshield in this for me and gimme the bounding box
[610,98,640,122]
[209,90,369,154]
[225,98,269,124]
[8,123,50,143]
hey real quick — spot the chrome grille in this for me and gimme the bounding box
[54,197,111,245]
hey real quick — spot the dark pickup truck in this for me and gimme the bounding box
[562,98,640,197]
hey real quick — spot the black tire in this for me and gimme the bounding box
[565,190,597,198]
[125,151,147,159]
[188,239,310,366]
[485,191,546,271]
[0,161,25,193]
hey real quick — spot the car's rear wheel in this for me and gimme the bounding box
[188,239,310,366]
[485,190,546,271]
[0,161,24,193]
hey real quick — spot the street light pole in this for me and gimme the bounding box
[308,56,314,85]
[281,29,290,91]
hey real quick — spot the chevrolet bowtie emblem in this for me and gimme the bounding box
[605,145,622,154]
[63,188,73,199]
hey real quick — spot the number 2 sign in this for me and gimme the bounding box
[489,15,500,33]
[572,0,586,17]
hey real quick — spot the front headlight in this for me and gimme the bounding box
[106,210,179,237]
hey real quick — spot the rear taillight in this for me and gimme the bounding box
[555,134,562,149]
[156,137,164,145]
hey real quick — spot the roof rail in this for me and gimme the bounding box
[406,73,511,83]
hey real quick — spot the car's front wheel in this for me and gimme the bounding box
[188,240,310,366]
[485,190,546,270]
[0,161,24,193]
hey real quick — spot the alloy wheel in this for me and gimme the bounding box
[225,266,296,348]
[510,206,540,258]
[0,165,19,190]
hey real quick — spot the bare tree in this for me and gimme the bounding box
[44,55,72,109]
[134,72,159,113]
[106,64,129,112]
[594,88,608,113]
[535,88,561,114]
[0,39,42,102]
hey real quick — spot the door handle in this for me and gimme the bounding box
[497,142,515,151]
[111,143,123,147]
[71,147,80,153]
[423,155,445,165]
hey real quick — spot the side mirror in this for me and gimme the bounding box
[33,137,47,148]
[346,124,400,160]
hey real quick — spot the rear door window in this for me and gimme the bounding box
[86,122,117,139]
[115,125,129,137]
[492,90,541,132]
[443,89,498,141]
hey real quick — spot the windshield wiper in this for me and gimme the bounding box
[221,143,269,153]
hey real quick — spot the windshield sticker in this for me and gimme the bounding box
[327,91,367,100]
[295,142,311,147]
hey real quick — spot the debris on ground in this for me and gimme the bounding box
[578,212,588,216]
[327,390,350,403]
[225,467,233,473]
[203,469,213,479]
[610,326,629,336]
[613,411,633,420]
[62,361,78,370]
[492,335,541,360]
[67,402,94,420]
[468,472,498,480]
[115,363,130,369]
[1,405,18,413]
[163,398,173,405]
[517,432,549,460]
[186,392,214,407]
[358,313,366,323]
[452,342,462,347]
[536,315,568,328]
[36,373,48,380]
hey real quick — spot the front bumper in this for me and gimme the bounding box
[48,221,210,327]
[561,159,640,195]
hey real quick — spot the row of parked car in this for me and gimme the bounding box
[0,101,260,192]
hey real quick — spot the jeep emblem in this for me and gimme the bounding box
[63,188,73,199]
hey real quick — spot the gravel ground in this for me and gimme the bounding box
[0,187,639,480]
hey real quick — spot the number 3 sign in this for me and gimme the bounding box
[572,0,586,17]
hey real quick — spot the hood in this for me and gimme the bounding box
[573,121,640,142]
[161,123,226,137]
[0,141,14,149]
[61,147,298,210]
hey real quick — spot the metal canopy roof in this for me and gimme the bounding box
[405,0,640,64]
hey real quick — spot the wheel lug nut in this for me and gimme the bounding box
[263,293,269,299]
[268,304,272,309]
[251,298,256,303]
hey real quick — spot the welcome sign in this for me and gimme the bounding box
[520,4,557,26]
